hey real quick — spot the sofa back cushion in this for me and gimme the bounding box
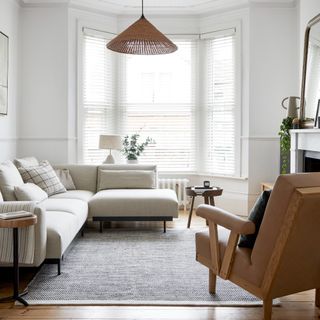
[0,190,3,202]
[14,156,39,168]
[53,165,98,192]
[0,161,24,200]
[98,169,156,190]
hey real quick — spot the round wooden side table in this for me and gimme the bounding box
[186,186,223,228]
[0,215,37,306]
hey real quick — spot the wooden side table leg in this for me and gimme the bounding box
[204,196,209,226]
[13,228,28,306]
[187,196,195,228]
[209,196,215,206]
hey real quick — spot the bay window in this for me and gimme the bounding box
[80,27,239,176]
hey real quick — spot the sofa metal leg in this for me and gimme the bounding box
[100,221,103,233]
[57,259,61,275]
[163,221,166,233]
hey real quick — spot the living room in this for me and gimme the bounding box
[0,0,320,319]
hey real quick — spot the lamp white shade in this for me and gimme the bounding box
[99,135,122,150]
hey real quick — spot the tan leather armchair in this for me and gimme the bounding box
[195,173,320,320]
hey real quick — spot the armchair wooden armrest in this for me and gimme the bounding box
[196,204,255,235]
[196,204,255,280]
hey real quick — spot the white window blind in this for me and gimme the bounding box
[203,34,236,175]
[81,29,238,176]
[118,41,197,171]
[82,33,115,164]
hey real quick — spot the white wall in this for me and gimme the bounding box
[0,0,20,162]
[247,4,299,207]
[18,6,69,163]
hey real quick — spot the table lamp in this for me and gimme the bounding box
[99,135,122,164]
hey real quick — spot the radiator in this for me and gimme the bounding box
[158,178,189,211]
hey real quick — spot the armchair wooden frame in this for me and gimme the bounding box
[196,187,320,320]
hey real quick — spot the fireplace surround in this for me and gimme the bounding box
[290,129,320,173]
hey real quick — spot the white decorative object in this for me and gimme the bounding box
[99,135,122,164]
[290,129,320,173]
[127,159,138,164]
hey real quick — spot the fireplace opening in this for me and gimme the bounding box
[304,151,320,172]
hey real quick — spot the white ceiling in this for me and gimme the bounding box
[20,0,297,15]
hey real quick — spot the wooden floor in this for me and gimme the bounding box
[0,210,319,320]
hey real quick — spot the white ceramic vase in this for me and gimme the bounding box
[127,159,138,164]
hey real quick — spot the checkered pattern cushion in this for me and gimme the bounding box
[18,161,66,196]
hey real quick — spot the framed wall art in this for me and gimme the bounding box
[0,31,8,116]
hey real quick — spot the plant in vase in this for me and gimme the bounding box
[122,134,155,163]
[278,117,293,174]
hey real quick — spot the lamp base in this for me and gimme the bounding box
[103,154,115,164]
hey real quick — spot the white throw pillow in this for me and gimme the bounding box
[14,156,39,168]
[18,160,66,196]
[0,161,24,200]
[14,183,48,201]
[54,169,76,190]
[98,169,156,191]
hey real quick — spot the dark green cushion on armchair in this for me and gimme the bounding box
[238,190,271,249]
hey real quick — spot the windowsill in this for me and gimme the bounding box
[159,171,248,181]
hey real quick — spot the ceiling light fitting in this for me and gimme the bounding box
[106,0,178,55]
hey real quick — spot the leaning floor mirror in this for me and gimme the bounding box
[300,13,320,128]
[0,31,8,116]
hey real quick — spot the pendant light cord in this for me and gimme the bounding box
[141,0,144,18]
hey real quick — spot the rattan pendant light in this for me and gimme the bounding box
[107,0,178,55]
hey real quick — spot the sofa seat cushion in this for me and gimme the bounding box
[41,198,88,229]
[89,189,178,218]
[45,211,81,259]
[49,190,94,203]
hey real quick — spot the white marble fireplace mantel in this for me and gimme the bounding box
[290,129,320,173]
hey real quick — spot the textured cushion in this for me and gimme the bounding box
[98,169,156,191]
[238,190,271,248]
[18,161,66,196]
[89,189,178,218]
[54,168,76,190]
[0,161,24,200]
[14,183,48,202]
[49,190,94,202]
[14,156,39,168]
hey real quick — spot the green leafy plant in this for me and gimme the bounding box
[122,134,155,160]
[278,117,293,174]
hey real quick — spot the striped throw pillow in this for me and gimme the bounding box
[18,161,66,196]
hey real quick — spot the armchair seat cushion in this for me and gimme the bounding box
[196,227,261,286]
[89,189,178,218]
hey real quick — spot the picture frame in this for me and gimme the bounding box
[0,31,9,116]
[314,99,320,128]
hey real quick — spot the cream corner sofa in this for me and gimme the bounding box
[0,163,179,274]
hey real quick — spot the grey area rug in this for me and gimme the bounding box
[25,228,262,306]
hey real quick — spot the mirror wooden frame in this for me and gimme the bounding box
[300,13,320,128]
